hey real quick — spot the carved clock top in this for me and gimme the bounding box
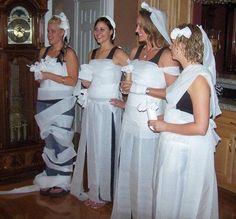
[0,0,47,9]
[0,0,48,48]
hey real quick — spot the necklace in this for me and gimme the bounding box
[143,46,158,59]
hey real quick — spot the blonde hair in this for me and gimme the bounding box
[48,15,68,64]
[48,15,61,25]
[139,9,168,48]
[174,24,204,63]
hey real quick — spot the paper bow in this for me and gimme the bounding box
[137,100,159,112]
[141,2,153,12]
[137,99,159,121]
[170,27,192,40]
[27,61,43,80]
[27,57,57,80]
[121,64,134,73]
[55,12,70,41]
[77,89,88,108]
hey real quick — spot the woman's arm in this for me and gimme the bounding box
[159,49,179,87]
[109,48,130,109]
[119,47,139,93]
[41,48,79,86]
[146,49,179,99]
[110,98,126,109]
[113,48,129,66]
[149,75,211,136]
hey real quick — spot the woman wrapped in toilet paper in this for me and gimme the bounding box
[30,12,79,197]
[149,24,221,219]
[111,2,180,219]
[70,16,129,209]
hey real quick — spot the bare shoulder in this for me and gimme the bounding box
[190,75,210,93]
[39,47,46,59]
[113,47,129,66]
[159,47,179,67]
[64,47,78,61]
[114,47,129,59]
[63,47,78,66]
[130,46,139,60]
[193,75,209,87]
[161,47,172,58]
[160,47,172,62]
[66,47,77,56]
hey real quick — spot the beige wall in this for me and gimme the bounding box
[114,0,138,54]
[156,0,192,31]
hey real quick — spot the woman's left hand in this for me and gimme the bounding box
[148,120,166,132]
[120,80,132,94]
[81,80,91,88]
[41,72,47,80]
[110,99,125,109]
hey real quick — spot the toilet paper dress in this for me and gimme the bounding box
[111,3,180,219]
[153,26,221,219]
[70,46,123,204]
[0,12,79,195]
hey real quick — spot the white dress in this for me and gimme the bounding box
[153,64,221,219]
[70,58,123,203]
[0,54,79,194]
[34,55,78,190]
[111,57,179,219]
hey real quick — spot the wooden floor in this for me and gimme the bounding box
[0,179,235,219]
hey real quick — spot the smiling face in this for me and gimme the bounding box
[135,15,149,43]
[47,20,64,45]
[94,21,113,45]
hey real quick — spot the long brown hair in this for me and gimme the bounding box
[139,9,168,48]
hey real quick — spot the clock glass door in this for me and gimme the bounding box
[8,56,39,146]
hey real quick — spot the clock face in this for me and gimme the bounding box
[7,6,32,45]
[8,19,31,43]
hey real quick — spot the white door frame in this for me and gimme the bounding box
[44,0,52,47]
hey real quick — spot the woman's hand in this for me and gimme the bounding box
[81,80,91,88]
[148,120,167,132]
[110,98,125,109]
[120,80,132,94]
[40,72,49,80]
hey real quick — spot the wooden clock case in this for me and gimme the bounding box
[0,0,48,184]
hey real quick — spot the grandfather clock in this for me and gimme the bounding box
[0,0,48,183]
